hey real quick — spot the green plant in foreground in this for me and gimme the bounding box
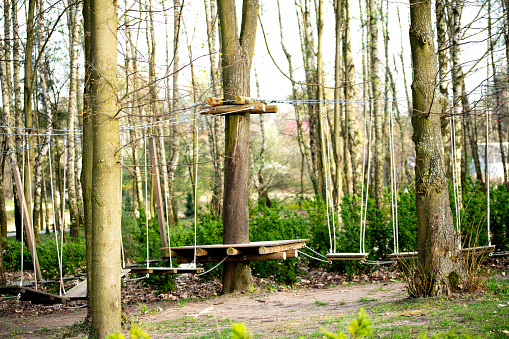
[230,323,252,339]
[105,325,151,339]
[321,308,372,339]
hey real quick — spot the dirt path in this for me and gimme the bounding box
[0,281,407,338]
[132,281,407,338]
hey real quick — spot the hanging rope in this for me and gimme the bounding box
[25,132,39,289]
[192,110,199,268]
[324,112,338,253]
[119,132,126,269]
[144,130,150,270]
[485,104,491,246]
[196,257,227,277]
[319,106,333,254]
[20,133,25,287]
[48,137,64,295]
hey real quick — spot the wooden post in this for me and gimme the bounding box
[148,137,168,253]
[12,164,42,281]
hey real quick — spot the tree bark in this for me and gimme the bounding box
[87,0,121,336]
[436,0,451,179]
[67,0,82,240]
[367,0,383,208]
[409,0,465,295]
[218,0,258,293]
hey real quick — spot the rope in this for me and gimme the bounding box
[59,132,67,296]
[196,257,228,277]
[192,111,199,267]
[361,259,396,265]
[302,244,328,259]
[144,130,149,270]
[319,106,333,254]
[48,137,64,296]
[485,104,491,246]
[26,132,38,289]
[296,249,331,263]
[120,133,126,270]
[124,273,150,283]
[20,133,25,287]
[324,110,338,253]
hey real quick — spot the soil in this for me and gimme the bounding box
[0,269,405,338]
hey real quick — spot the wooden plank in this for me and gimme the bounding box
[148,137,168,252]
[326,253,369,261]
[259,242,306,254]
[11,165,41,280]
[389,252,418,260]
[0,285,69,304]
[206,97,224,105]
[129,267,204,274]
[177,252,287,264]
[65,280,87,300]
[201,103,266,115]
[164,239,309,251]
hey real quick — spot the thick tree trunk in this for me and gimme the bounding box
[409,0,465,296]
[87,0,121,336]
[218,0,258,293]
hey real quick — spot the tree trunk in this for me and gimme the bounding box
[367,0,383,208]
[24,0,36,243]
[449,0,464,206]
[296,0,320,197]
[409,0,465,296]
[87,0,121,336]
[218,0,258,293]
[204,0,224,217]
[436,0,451,179]
[82,0,93,322]
[278,0,318,198]
[67,0,82,240]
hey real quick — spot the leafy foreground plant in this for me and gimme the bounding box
[320,308,372,339]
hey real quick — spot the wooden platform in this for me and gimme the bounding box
[128,267,204,274]
[390,246,496,260]
[0,285,69,304]
[326,252,369,261]
[65,269,131,300]
[162,239,308,263]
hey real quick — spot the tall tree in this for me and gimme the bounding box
[367,0,383,208]
[217,0,259,293]
[67,0,82,240]
[87,0,121,336]
[409,0,465,295]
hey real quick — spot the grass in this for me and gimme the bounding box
[134,278,509,338]
[315,301,329,306]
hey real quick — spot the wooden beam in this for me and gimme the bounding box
[234,96,262,104]
[148,137,168,253]
[196,248,208,256]
[226,247,244,256]
[259,242,306,254]
[265,104,278,113]
[206,97,224,105]
[285,249,298,258]
[11,165,41,280]
[177,252,287,264]
[129,267,204,274]
[201,103,266,115]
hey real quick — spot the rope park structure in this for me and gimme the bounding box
[0,87,506,303]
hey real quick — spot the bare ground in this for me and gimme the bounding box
[0,280,406,338]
